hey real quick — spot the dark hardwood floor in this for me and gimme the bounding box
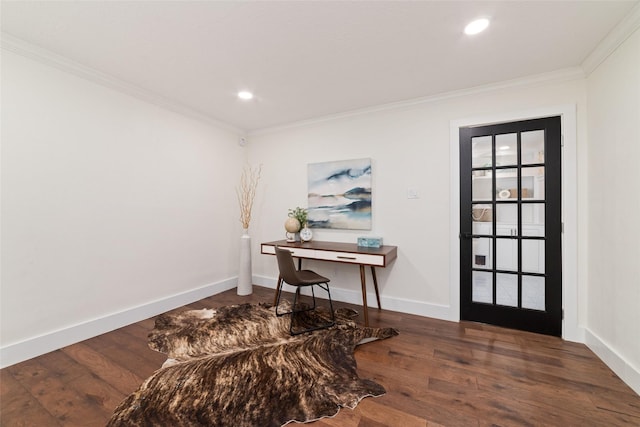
[2,285,639,426]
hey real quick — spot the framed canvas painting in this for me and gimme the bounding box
[307,158,372,230]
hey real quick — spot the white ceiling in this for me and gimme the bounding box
[2,1,637,132]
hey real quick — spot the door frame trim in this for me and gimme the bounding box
[450,105,582,342]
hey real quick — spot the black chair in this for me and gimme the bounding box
[274,246,335,335]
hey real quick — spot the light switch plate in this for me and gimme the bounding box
[407,186,419,199]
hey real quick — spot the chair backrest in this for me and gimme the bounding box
[275,246,302,286]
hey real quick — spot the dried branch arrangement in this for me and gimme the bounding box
[237,164,262,229]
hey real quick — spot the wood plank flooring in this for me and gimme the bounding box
[2,285,639,426]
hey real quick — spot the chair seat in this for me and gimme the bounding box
[296,270,330,285]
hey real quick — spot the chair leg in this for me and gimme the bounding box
[275,283,315,318]
[273,276,283,307]
[310,286,317,310]
[324,283,336,325]
[289,287,301,335]
[289,282,335,335]
[293,287,302,311]
[275,277,286,317]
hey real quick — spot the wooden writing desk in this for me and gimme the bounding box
[261,240,398,326]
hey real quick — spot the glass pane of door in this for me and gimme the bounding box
[522,275,545,310]
[522,240,545,274]
[523,166,544,200]
[472,203,493,223]
[472,135,492,168]
[522,130,545,165]
[496,238,517,271]
[472,237,492,270]
[495,133,517,167]
[495,167,518,196]
[496,273,518,307]
[472,178,492,201]
[522,203,545,230]
[472,271,492,303]
[496,205,517,234]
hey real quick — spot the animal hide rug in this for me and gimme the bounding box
[107,302,398,427]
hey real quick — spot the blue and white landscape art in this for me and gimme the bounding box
[307,158,372,230]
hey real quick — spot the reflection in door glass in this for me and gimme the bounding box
[495,167,536,200]
[522,130,545,165]
[522,275,545,310]
[472,237,492,270]
[522,240,545,274]
[522,166,544,200]
[471,203,493,223]
[495,133,517,167]
[496,204,518,234]
[471,135,492,168]
[522,203,545,229]
[472,177,492,201]
[472,271,492,303]
[496,237,518,272]
[496,273,518,307]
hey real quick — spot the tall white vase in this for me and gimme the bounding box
[237,229,253,295]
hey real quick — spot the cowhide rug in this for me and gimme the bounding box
[107,302,398,427]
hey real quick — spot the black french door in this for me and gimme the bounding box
[460,116,562,336]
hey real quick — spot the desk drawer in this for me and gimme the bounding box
[261,244,276,255]
[261,245,316,259]
[280,247,316,259]
[313,250,384,266]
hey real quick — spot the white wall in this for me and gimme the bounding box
[585,28,640,393]
[1,51,245,365]
[248,76,588,325]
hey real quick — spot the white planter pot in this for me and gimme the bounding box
[237,230,252,295]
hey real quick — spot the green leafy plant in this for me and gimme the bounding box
[288,207,308,228]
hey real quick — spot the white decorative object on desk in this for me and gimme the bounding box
[357,236,383,248]
[300,225,313,242]
[284,217,300,242]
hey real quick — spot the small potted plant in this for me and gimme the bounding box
[289,207,307,227]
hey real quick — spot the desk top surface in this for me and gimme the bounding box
[262,239,397,259]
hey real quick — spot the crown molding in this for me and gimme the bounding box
[581,2,640,75]
[1,32,242,135]
[2,30,594,138]
[249,67,585,136]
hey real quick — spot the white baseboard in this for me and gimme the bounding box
[253,275,454,321]
[585,328,640,396]
[257,275,639,396]
[0,277,238,368]
[8,274,636,398]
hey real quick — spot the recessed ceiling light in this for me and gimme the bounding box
[464,18,490,35]
[237,91,254,100]
[499,145,510,150]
